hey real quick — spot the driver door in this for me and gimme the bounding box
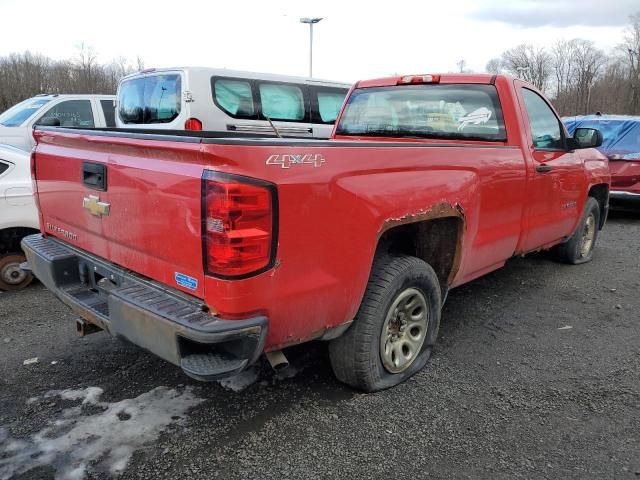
[516,83,587,251]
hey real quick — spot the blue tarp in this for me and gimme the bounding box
[563,115,640,159]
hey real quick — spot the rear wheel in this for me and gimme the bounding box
[329,255,441,392]
[554,197,601,264]
[0,254,33,291]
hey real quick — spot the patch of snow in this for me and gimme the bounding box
[218,367,259,392]
[22,357,38,365]
[0,386,203,480]
[46,387,104,405]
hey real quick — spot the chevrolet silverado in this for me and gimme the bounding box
[22,73,609,391]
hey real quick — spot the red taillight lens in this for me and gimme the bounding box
[202,171,277,278]
[185,118,203,131]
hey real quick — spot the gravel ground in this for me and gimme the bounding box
[1,210,639,480]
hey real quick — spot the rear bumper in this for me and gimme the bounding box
[21,234,268,381]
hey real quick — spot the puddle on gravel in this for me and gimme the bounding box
[0,386,204,480]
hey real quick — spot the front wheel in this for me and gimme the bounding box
[554,197,601,264]
[329,255,442,392]
[0,254,33,291]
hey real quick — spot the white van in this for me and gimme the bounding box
[115,67,351,138]
[0,94,116,151]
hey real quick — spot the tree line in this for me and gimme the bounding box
[486,12,640,116]
[0,44,141,112]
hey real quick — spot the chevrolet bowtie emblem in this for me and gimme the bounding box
[83,195,111,217]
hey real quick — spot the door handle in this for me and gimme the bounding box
[536,164,553,173]
[82,162,107,191]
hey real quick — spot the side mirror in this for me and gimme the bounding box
[569,127,603,150]
[35,117,61,127]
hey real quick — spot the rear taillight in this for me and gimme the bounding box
[185,118,203,131]
[202,171,277,278]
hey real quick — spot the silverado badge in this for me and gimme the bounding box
[83,195,111,217]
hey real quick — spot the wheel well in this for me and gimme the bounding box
[0,227,39,255]
[588,184,609,229]
[377,217,463,295]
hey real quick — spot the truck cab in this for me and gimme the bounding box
[0,94,116,151]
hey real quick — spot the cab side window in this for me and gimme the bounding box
[0,161,9,176]
[39,100,95,128]
[521,89,563,150]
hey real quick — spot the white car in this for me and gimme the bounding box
[116,67,350,138]
[0,144,39,290]
[0,94,116,151]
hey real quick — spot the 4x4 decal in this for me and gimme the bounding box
[266,154,326,169]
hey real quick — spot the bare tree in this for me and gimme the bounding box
[485,58,502,74]
[74,42,99,92]
[572,39,606,114]
[500,44,552,91]
[0,50,141,112]
[489,13,640,117]
[620,13,640,113]
[551,40,576,101]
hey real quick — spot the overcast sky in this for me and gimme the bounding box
[0,0,636,83]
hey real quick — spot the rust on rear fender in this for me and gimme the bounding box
[379,202,465,286]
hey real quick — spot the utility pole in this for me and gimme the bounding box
[300,17,323,78]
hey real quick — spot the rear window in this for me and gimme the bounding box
[0,97,51,127]
[118,74,181,124]
[0,161,9,176]
[100,99,116,127]
[336,84,506,141]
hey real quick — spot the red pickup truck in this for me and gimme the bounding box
[23,73,609,391]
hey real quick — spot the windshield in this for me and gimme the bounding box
[336,84,506,141]
[118,74,181,124]
[0,97,51,127]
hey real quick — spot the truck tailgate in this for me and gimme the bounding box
[34,130,207,298]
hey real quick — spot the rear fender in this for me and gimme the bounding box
[333,168,477,318]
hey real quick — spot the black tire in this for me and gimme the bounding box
[554,197,601,265]
[0,253,33,291]
[329,255,441,392]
